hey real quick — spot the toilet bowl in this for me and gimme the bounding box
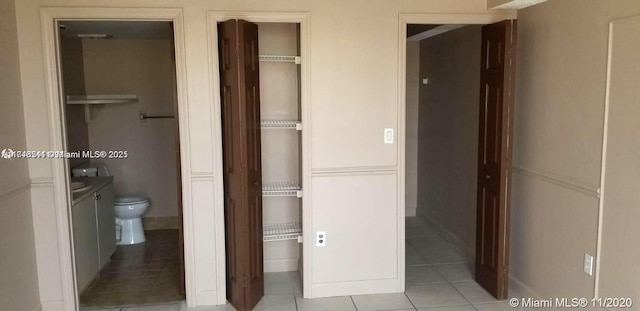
[114,196,150,245]
[71,163,151,245]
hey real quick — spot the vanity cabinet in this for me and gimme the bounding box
[71,195,100,292]
[96,185,116,267]
[71,181,116,292]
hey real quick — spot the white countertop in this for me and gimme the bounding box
[71,176,113,205]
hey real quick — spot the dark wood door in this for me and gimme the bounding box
[475,19,516,300]
[218,19,264,311]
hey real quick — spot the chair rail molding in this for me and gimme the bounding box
[512,166,600,198]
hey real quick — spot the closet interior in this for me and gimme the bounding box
[219,20,303,301]
[258,22,303,283]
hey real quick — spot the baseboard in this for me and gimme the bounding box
[265,258,299,272]
[406,204,417,217]
[195,290,220,307]
[142,216,180,230]
[419,214,475,263]
[40,301,63,311]
[310,278,398,298]
[419,215,541,301]
[509,274,543,299]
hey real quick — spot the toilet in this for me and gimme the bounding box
[71,163,150,245]
[114,197,150,245]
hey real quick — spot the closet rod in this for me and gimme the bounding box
[139,111,175,120]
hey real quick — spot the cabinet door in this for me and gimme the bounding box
[96,184,116,268]
[72,197,100,292]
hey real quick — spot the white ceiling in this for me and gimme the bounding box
[58,21,173,40]
[407,24,466,42]
[487,0,549,10]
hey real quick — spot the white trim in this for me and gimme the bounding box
[405,204,417,217]
[397,12,516,294]
[30,177,54,187]
[311,166,397,176]
[206,11,312,299]
[264,258,300,273]
[41,301,64,311]
[311,278,398,298]
[194,291,219,307]
[40,7,193,309]
[512,166,600,198]
[594,19,617,300]
[509,274,543,298]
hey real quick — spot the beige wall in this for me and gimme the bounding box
[0,0,41,310]
[405,41,419,217]
[13,0,513,307]
[415,26,481,263]
[60,36,89,168]
[82,39,179,218]
[512,0,640,299]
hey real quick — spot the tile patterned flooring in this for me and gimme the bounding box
[80,230,184,309]
[86,218,528,311]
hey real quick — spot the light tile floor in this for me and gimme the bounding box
[89,217,527,311]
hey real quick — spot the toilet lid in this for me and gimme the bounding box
[114,196,149,205]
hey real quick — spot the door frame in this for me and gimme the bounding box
[206,11,311,300]
[396,12,516,292]
[40,7,192,310]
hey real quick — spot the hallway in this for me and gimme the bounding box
[404,216,526,310]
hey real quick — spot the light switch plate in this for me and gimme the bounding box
[584,253,594,276]
[384,128,394,144]
[316,231,326,247]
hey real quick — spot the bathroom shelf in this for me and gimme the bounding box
[66,94,139,105]
[263,181,302,198]
[259,55,301,64]
[260,119,302,130]
[263,223,302,242]
[65,94,139,123]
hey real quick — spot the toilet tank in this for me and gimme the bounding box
[72,163,110,177]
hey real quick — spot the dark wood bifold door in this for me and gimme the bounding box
[475,19,516,300]
[218,19,264,311]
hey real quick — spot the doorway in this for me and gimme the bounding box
[216,19,304,311]
[56,20,186,309]
[402,19,516,305]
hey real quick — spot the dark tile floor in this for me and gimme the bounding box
[79,230,184,308]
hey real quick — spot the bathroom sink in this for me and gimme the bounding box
[71,181,91,193]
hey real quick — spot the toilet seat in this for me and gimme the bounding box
[115,196,150,205]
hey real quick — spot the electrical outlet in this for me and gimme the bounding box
[584,253,594,276]
[316,231,326,247]
[384,128,394,144]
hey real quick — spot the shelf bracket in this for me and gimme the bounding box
[84,104,95,123]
